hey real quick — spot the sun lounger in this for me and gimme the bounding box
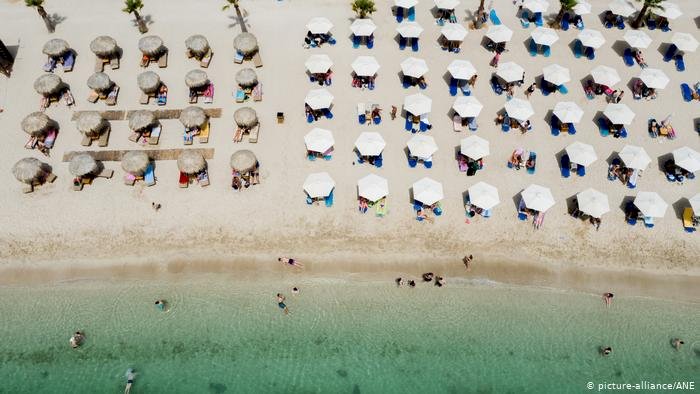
[123,172,136,186]
[157,51,168,68]
[323,108,333,119]
[534,12,543,26]
[105,86,119,106]
[25,136,38,150]
[407,6,415,21]
[529,39,538,56]
[367,35,374,49]
[646,17,656,30]
[43,129,57,149]
[358,103,366,124]
[408,156,418,167]
[399,36,407,50]
[149,124,161,145]
[405,117,413,131]
[252,52,263,68]
[95,168,113,179]
[627,169,639,188]
[200,50,213,68]
[663,44,677,62]
[623,48,634,67]
[197,170,210,187]
[248,123,259,143]
[559,84,568,94]
[352,35,360,48]
[139,92,151,105]
[252,84,262,102]
[453,114,462,131]
[573,40,583,58]
[502,115,511,132]
[375,200,387,217]
[585,46,595,60]
[449,78,458,96]
[551,116,560,136]
[598,118,610,136]
[411,38,419,52]
[489,9,501,25]
[576,164,586,177]
[178,172,189,188]
[468,117,478,131]
[43,57,57,72]
[87,90,99,103]
[62,52,74,72]
[560,154,570,177]
[542,44,551,57]
[324,191,334,207]
[683,208,696,232]
[96,127,110,147]
[527,152,536,174]
[675,54,685,72]
[80,133,92,146]
[680,83,692,102]
[105,56,118,70]
[643,216,654,228]
[561,13,570,31]
[520,11,530,28]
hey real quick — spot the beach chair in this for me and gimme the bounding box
[235,89,246,103]
[149,124,161,145]
[643,216,654,228]
[43,57,57,72]
[81,134,92,146]
[87,90,99,103]
[502,115,511,132]
[559,84,568,94]
[396,6,404,22]
[683,208,696,232]
[197,122,210,143]
[248,124,259,143]
[598,118,610,136]
[520,11,530,28]
[323,108,333,119]
[433,205,442,216]
[567,123,576,135]
[560,154,571,177]
[399,36,407,50]
[352,35,360,48]
[200,50,213,68]
[143,163,155,186]
[535,12,543,27]
[623,48,634,67]
[468,117,478,131]
[374,154,383,168]
[62,52,75,72]
[675,54,685,72]
[402,75,412,89]
[585,46,595,60]
[419,120,428,132]
[452,114,462,132]
[107,56,119,70]
[411,38,419,52]
[551,116,560,136]
[489,9,501,25]
[627,169,638,189]
[43,129,57,149]
[663,44,677,62]
[543,45,551,57]
[660,20,670,32]
[491,79,503,95]
[95,57,107,72]
[204,84,215,104]
[573,40,583,58]
[407,6,415,21]
[449,78,458,96]
[405,117,413,131]
[615,16,625,30]
[252,84,262,102]
[157,51,168,68]
[234,51,244,64]
[105,86,119,106]
[680,83,692,102]
[576,164,586,177]
[646,17,656,30]
[324,191,334,207]
[527,152,536,174]
[178,172,189,188]
[561,13,570,31]
[619,127,628,138]
[252,52,263,68]
[529,39,537,57]
[358,103,366,124]
[367,35,374,49]
[408,156,417,167]
[140,92,150,105]
[541,81,552,96]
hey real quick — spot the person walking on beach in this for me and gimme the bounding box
[390,106,397,120]
[525,83,536,99]
[603,292,614,306]
[277,293,289,315]
[463,255,473,270]
[124,368,135,394]
[279,257,303,269]
[672,338,684,350]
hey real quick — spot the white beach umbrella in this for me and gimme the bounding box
[350,19,377,37]
[576,188,610,218]
[413,177,444,205]
[623,30,652,49]
[608,0,636,17]
[573,0,592,15]
[638,68,669,89]
[452,96,483,117]
[689,193,700,214]
[305,88,334,110]
[307,17,334,34]
[396,22,424,38]
[441,23,468,41]
[434,0,459,10]
[542,64,570,85]
[521,184,555,213]
[352,56,381,77]
[303,172,335,198]
[523,0,549,13]
[305,54,333,74]
[358,174,389,203]
[407,134,438,159]
[565,141,597,167]
[468,182,500,210]
[304,128,334,153]
[577,29,605,48]
[496,61,524,82]
[403,93,432,115]
[634,192,668,218]
[395,0,419,8]
[400,57,429,78]
[553,101,584,123]
[486,25,513,43]
[591,65,620,86]
[657,1,682,19]
[447,60,477,80]
[460,135,490,160]
[671,32,698,52]
[355,132,386,157]
[531,27,559,46]
[672,146,700,173]
[504,98,534,121]
[604,103,635,125]
[619,145,651,170]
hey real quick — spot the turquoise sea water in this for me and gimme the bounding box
[0,276,697,394]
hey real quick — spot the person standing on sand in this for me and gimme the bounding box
[671,338,684,350]
[279,257,303,268]
[463,255,473,270]
[603,292,614,306]
[525,83,536,99]
[390,106,397,120]
[277,293,289,315]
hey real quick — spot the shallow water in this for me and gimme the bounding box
[0,276,697,394]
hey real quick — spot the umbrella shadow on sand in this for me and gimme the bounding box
[611,40,627,57]
[565,194,578,216]
[619,195,635,215]
[672,198,689,220]
[656,152,674,173]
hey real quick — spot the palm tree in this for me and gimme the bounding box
[351,0,376,18]
[631,0,664,29]
[552,0,577,27]
[474,0,486,28]
[25,0,54,33]
[123,0,148,34]
[223,0,247,33]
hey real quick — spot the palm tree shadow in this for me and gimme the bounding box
[227,14,250,30]
[129,14,154,28]
[48,13,66,27]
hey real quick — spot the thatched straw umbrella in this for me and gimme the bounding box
[230,150,258,173]
[234,107,258,128]
[90,36,118,57]
[185,69,209,88]
[137,71,161,94]
[12,157,48,184]
[87,72,113,92]
[138,35,165,56]
[69,153,98,177]
[234,33,258,55]
[42,38,70,57]
[34,74,63,96]
[235,68,258,88]
[76,111,108,137]
[185,35,209,56]
[179,106,207,128]
[121,151,150,176]
[177,150,206,174]
[21,112,52,137]
[128,110,156,131]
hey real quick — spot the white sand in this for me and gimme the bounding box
[0,0,698,287]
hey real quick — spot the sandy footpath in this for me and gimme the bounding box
[0,0,698,291]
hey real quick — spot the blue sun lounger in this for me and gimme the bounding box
[543,45,551,57]
[408,157,417,167]
[568,123,576,134]
[529,39,538,56]
[663,44,677,62]
[527,152,536,174]
[574,40,583,58]
[615,16,625,29]
[424,160,432,168]
[561,13,570,31]
[405,117,413,131]
[352,35,360,48]
[396,7,404,22]
[646,18,656,30]
[324,190,334,207]
[323,108,333,119]
[449,78,458,96]
[577,164,586,176]
[520,11,530,28]
[399,36,407,50]
[403,75,411,89]
[598,118,610,136]
[551,116,560,136]
[490,9,501,25]
[560,154,571,177]
[408,6,415,21]
[419,121,428,132]
[491,78,503,95]
[535,12,543,26]
[675,54,685,72]
[681,83,692,102]
[586,47,595,60]
[367,35,374,49]
[623,48,634,66]
[411,38,419,52]
[468,117,478,131]
[460,83,471,96]
[144,163,155,186]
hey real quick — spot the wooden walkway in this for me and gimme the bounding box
[62,148,215,162]
[70,108,223,121]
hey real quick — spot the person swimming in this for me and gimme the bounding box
[603,293,614,306]
[395,277,405,287]
[672,338,684,350]
[435,276,446,287]
[422,273,434,282]
[277,293,289,315]
[70,331,85,349]
[408,280,416,288]
[279,257,304,268]
[124,368,135,394]
[292,287,299,294]
[601,346,612,356]
[155,300,166,311]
